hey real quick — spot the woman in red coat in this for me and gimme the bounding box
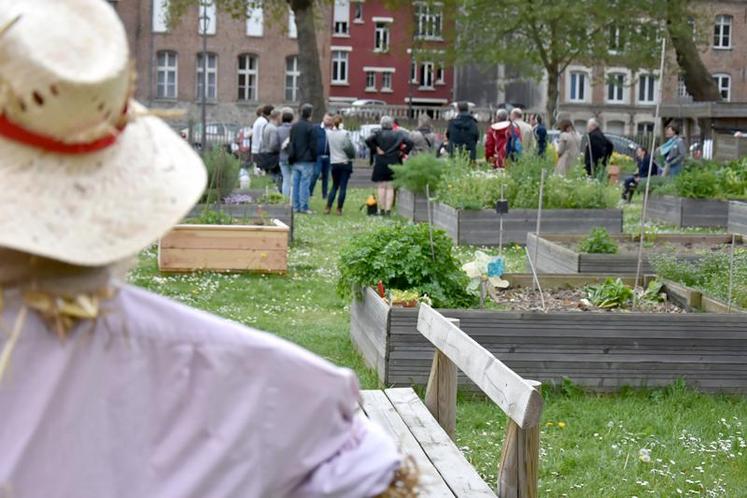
[485,110,512,168]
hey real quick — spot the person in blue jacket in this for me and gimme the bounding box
[310,113,334,198]
[622,146,659,202]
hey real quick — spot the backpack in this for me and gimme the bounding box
[505,124,522,159]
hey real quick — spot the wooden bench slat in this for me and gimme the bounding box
[385,388,497,497]
[360,390,455,498]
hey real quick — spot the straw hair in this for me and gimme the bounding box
[0,0,206,265]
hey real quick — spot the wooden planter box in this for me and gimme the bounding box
[158,220,289,273]
[662,278,746,313]
[350,280,747,393]
[527,232,740,274]
[728,201,747,236]
[646,195,729,228]
[431,202,623,246]
[396,188,430,223]
[188,203,294,241]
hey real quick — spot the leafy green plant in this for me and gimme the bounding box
[651,159,747,200]
[585,278,634,309]
[337,223,476,308]
[641,279,665,303]
[391,153,446,194]
[258,191,286,204]
[203,147,241,200]
[577,227,618,254]
[187,209,234,225]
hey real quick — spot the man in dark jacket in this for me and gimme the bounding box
[310,113,334,199]
[446,101,480,161]
[584,118,614,177]
[289,104,318,214]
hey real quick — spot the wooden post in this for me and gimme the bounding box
[424,317,459,440]
[498,380,541,498]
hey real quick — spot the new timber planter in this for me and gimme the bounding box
[396,188,430,223]
[431,202,623,246]
[350,280,747,393]
[645,195,729,228]
[526,232,741,274]
[188,203,294,242]
[728,201,747,236]
[158,220,289,273]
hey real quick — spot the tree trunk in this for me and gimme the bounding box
[545,67,560,128]
[290,0,326,120]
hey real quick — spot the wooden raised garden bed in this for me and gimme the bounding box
[431,202,623,246]
[350,276,747,393]
[526,232,741,274]
[728,201,747,236]
[158,220,289,273]
[662,278,746,314]
[188,203,294,241]
[646,194,729,228]
[396,188,430,223]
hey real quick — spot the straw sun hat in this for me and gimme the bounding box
[0,0,206,266]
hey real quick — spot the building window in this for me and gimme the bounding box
[677,74,690,98]
[608,25,623,53]
[436,65,445,84]
[331,50,348,84]
[637,122,655,135]
[196,52,217,100]
[353,2,363,22]
[569,71,586,102]
[382,72,393,91]
[246,3,263,37]
[410,61,418,84]
[153,0,169,32]
[237,54,258,101]
[414,2,442,40]
[156,50,178,99]
[333,0,350,35]
[197,0,216,35]
[606,72,625,103]
[713,15,732,49]
[713,73,730,101]
[419,62,434,88]
[374,22,390,52]
[638,73,656,104]
[365,71,376,90]
[285,56,300,102]
[288,9,297,38]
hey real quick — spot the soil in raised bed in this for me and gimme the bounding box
[491,287,686,313]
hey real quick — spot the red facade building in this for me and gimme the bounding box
[328,0,454,107]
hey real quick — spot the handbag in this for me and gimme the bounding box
[343,134,356,160]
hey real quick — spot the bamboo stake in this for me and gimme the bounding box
[426,183,436,262]
[532,169,546,289]
[524,247,546,313]
[499,182,505,257]
[727,233,736,312]
[634,37,668,309]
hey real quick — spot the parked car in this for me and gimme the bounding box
[340,99,387,118]
[605,133,640,157]
[180,122,238,151]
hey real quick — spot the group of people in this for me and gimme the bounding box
[249,104,356,215]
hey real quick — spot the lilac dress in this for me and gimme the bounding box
[0,283,399,497]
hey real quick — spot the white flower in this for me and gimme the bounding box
[639,448,651,463]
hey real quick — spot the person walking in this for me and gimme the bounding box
[531,114,548,157]
[251,104,273,167]
[511,108,534,151]
[409,115,437,155]
[584,118,614,177]
[276,107,294,198]
[366,116,414,216]
[556,119,581,176]
[310,113,334,198]
[446,101,479,160]
[289,104,318,214]
[325,116,356,215]
[622,146,659,202]
[485,109,521,168]
[258,109,282,190]
[0,2,411,497]
[656,124,686,176]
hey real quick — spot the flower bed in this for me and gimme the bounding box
[527,232,741,274]
[729,201,747,236]
[350,275,747,393]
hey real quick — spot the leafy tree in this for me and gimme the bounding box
[165,0,326,118]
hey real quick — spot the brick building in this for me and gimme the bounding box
[110,0,331,126]
[327,0,454,107]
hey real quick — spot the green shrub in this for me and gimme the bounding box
[392,153,446,194]
[187,209,234,225]
[651,159,747,200]
[577,227,618,254]
[337,223,476,308]
[203,147,240,200]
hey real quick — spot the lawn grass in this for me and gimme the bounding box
[128,188,747,497]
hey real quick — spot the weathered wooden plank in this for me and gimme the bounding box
[646,195,729,228]
[158,248,287,273]
[425,318,459,440]
[728,201,747,236]
[360,390,455,498]
[385,388,497,497]
[417,305,543,428]
[397,188,430,223]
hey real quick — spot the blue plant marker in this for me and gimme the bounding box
[487,257,504,277]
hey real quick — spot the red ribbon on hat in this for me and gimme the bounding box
[0,110,127,155]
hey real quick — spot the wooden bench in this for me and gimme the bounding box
[361,304,544,497]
